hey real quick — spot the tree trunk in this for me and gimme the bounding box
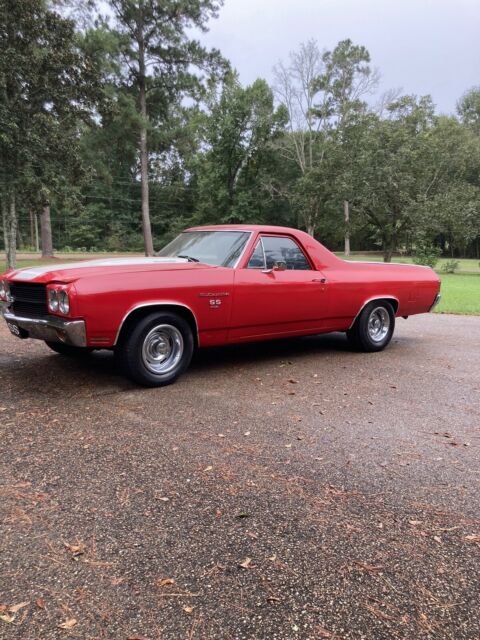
[343,200,350,256]
[34,213,39,252]
[40,203,54,258]
[306,219,315,237]
[4,193,17,269]
[30,209,35,248]
[137,16,154,257]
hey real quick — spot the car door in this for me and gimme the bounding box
[229,234,329,342]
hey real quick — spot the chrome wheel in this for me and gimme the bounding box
[141,324,184,375]
[367,306,390,343]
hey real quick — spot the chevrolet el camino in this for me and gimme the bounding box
[0,225,441,386]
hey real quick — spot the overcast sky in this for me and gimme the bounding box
[200,0,479,114]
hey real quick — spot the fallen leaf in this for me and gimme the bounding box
[157,578,175,587]
[64,542,85,557]
[288,379,298,384]
[0,613,15,624]
[183,606,194,614]
[238,557,252,569]
[354,561,383,574]
[409,520,422,526]
[464,534,480,544]
[244,431,250,436]
[36,598,45,609]
[203,466,213,472]
[433,536,442,544]
[58,618,77,630]
[9,602,29,613]
[316,626,334,638]
[156,497,169,502]
[285,444,292,448]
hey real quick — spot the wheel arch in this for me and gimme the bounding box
[348,296,399,330]
[115,303,199,347]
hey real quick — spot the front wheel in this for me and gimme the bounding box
[115,312,194,387]
[346,301,395,352]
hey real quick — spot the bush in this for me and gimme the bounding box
[441,260,460,274]
[412,244,442,269]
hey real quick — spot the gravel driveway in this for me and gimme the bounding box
[1,314,479,639]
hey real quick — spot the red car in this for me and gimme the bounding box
[1,225,440,387]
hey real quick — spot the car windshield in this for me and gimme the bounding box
[157,231,250,268]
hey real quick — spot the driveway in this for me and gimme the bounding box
[0,314,479,639]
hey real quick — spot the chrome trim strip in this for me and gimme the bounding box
[1,306,87,347]
[114,302,200,346]
[348,295,400,330]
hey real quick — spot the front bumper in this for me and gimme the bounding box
[0,303,87,347]
[429,293,441,312]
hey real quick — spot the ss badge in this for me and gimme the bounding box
[209,299,222,308]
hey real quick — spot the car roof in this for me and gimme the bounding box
[185,224,301,234]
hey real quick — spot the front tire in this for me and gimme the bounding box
[115,312,194,387]
[346,301,395,352]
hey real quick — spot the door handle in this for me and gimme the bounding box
[312,278,326,283]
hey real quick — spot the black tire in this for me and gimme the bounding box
[346,300,395,352]
[45,341,94,357]
[115,312,194,387]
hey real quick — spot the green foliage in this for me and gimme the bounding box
[412,241,441,268]
[191,74,287,225]
[441,260,460,274]
[457,86,480,134]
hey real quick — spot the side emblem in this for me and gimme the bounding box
[209,299,222,308]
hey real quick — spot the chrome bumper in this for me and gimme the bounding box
[1,303,87,347]
[429,293,441,311]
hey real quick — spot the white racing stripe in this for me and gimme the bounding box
[12,257,187,281]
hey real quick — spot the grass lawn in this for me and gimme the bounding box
[435,274,480,315]
[336,253,480,274]
[3,253,480,316]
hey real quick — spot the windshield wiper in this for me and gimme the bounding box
[177,254,199,263]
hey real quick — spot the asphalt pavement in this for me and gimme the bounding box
[0,314,479,639]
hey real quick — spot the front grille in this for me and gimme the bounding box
[10,283,48,318]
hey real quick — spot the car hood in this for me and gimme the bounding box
[4,257,214,284]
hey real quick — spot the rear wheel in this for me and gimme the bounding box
[115,312,194,387]
[45,341,94,357]
[346,301,395,352]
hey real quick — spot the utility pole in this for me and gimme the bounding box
[344,200,350,256]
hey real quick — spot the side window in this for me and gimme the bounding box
[247,240,265,269]
[262,236,311,270]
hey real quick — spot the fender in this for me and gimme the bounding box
[114,301,200,345]
[348,295,400,330]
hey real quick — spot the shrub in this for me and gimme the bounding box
[412,244,441,269]
[441,260,460,274]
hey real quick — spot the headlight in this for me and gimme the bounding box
[48,289,59,312]
[58,290,70,315]
[0,280,6,300]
